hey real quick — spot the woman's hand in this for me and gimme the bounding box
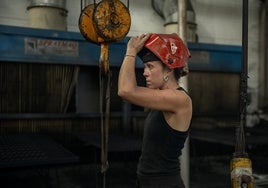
[126,33,151,56]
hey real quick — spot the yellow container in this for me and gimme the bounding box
[230,157,254,188]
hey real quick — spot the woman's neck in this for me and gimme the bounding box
[161,80,179,90]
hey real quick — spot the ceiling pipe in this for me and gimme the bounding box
[178,0,187,42]
[27,0,68,30]
[28,0,67,9]
[151,0,197,42]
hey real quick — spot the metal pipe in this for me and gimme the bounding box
[27,0,68,30]
[260,0,268,109]
[178,0,187,43]
[27,0,66,10]
[258,0,266,108]
[265,0,268,108]
[178,1,189,187]
[152,0,197,42]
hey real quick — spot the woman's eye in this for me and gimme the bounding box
[148,65,153,69]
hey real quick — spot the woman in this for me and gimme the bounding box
[118,33,192,188]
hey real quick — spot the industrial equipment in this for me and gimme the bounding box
[78,0,131,187]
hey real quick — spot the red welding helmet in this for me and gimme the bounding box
[141,33,190,69]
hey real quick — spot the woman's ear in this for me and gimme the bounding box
[166,67,173,74]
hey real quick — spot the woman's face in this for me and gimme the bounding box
[143,61,166,89]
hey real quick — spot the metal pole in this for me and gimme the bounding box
[178,0,189,188]
[178,0,187,44]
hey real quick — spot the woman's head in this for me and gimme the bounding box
[139,49,181,89]
[138,33,190,77]
[138,33,190,89]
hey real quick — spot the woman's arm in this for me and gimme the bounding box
[118,33,150,99]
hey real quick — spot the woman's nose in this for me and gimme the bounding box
[143,69,148,77]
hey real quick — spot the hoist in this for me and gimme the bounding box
[230,0,254,187]
[78,0,131,187]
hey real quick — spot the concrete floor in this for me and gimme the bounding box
[0,158,230,188]
[4,151,268,188]
[2,153,267,188]
[1,123,268,188]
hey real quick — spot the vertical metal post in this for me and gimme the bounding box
[178,0,187,44]
[178,0,190,188]
[259,0,266,108]
[264,1,268,108]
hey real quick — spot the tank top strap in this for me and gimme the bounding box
[177,87,189,96]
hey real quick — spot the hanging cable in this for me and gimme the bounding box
[230,0,254,187]
[235,0,249,157]
[99,70,110,188]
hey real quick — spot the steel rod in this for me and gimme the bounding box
[234,0,248,156]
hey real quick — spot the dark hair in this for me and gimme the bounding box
[141,47,189,80]
[174,67,184,80]
[162,64,187,80]
[138,47,160,63]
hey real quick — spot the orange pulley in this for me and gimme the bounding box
[78,1,131,186]
[79,0,131,75]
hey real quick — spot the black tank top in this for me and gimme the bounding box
[137,87,190,177]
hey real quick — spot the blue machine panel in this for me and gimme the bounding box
[0,25,242,72]
[188,42,242,73]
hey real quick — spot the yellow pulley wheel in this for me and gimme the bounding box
[93,0,131,42]
[78,4,105,45]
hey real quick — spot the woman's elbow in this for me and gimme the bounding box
[118,89,127,99]
[117,89,123,98]
[118,88,131,99]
